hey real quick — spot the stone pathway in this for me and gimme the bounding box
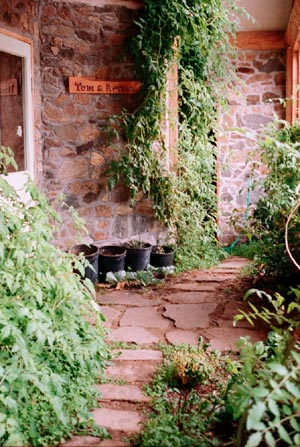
[61,256,268,447]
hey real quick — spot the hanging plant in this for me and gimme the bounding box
[108,0,242,270]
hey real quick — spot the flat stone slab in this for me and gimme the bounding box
[106,362,159,382]
[60,435,105,447]
[165,291,217,304]
[165,329,200,346]
[200,327,268,351]
[99,440,127,447]
[101,306,121,327]
[120,307,170,330]
[213,318,257,329]
[97,384,150,403]
[93,408,142,433]
[113,349,163,361]
[106,327,160,344]
[220,301,250,320]
[170,283,219,292]
[97,291,160,307]
[61,436,128,447]
[163,303,217,329]
[213,268,246,275]
[218,257,250,269]
[188,273,237,282]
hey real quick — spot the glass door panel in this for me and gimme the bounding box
[0,51,24,172]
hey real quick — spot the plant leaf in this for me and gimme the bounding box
[245,432,263,447]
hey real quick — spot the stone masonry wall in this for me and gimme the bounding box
[40,1,162,249]
[217,49,286,246]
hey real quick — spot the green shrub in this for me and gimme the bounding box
[247,120,300,280]
[0,174,110,446]
[223,334,300,447]
[222,287,300,447]
[135,342,238,446]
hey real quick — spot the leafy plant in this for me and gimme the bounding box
[105,269,161,287]
[0,146,18,174]
[172,345,214,387]
[220,284,300,447]
[223,335,300,447]
[244,120,300,280]
[108,0,242,271]
[134,342,238,446]
[234,288,300,338]
[123,239,150,249]
[0,170,111,446]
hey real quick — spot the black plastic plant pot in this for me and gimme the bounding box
[150,246,174,267]
[70,244,99,283]
[124,243,152,271]
[98,245,126,282]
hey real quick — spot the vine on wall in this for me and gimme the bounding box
[108,0,241,270]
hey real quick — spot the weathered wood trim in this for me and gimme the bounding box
[0,27,32,46]
[230,31,287,50]
[58,0,144,9]
[166,61,178,172]
[286,47,299,124]
[286,0,300,48]
[286,47,293,122]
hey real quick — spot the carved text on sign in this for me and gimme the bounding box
[0,79,18,96]
[69,77,141,94]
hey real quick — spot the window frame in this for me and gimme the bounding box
[0,29,34,178]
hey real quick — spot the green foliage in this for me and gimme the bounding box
[124,239,149,249]
[234,288,300,337]
[108,0,241,270]
[105,269,161,287]
[0,175,111,446]
[105,265,174,287]
[0,146,18,174]
[223,334,300,447]
[228,240,262,260]
[135,342,238,447]
[246,120,300,279]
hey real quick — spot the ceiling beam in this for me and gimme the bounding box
[230,31,287,50]
[57,0,144,9]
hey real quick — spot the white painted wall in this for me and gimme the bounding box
[237,0,293,31]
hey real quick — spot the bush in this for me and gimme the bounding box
[222,287,300,447]
[223,334,300,447]
[135,342,238,446]
[0,172,110,446]
[247,121,300,280]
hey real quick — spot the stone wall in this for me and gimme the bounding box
[40,1,162,248]
[0,3,289,251]
[217,49,286,246]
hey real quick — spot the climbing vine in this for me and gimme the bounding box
[108,0,242,269]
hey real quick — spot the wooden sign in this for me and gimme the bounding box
[0,79,17,96]
[69,77,141,94]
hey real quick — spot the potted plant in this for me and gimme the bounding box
[150,244,175,268]
[123,239,152,271]
[98,245,126,282]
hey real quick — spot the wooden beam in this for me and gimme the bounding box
[286,0,300,48]
[58,0,144,9]
[286,47,293,122]
[230,31,287,50]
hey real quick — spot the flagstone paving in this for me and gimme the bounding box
[61,256,269,447]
